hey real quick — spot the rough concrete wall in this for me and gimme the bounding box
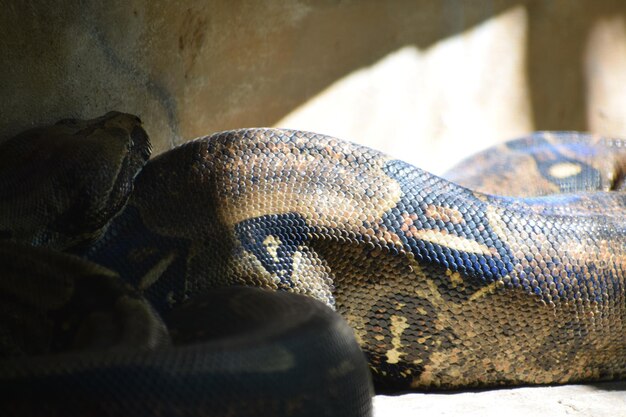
[2,0,626,162]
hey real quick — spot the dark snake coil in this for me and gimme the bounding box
[0,112,624,416]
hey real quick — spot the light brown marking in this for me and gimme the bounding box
[138,252,176,291]
[548,162,582,179]
[409,257,446,306]
[468,280,500,302]
[263,235,281,261]
[446,269,464,287]
[400,213,417,232]
[216,140,403,229]
[425,205,465,224]
[486,205,515,249]
[406,228,494,256]
[386,315,410,364]
[128,247,160,263]
[288,249,336,308]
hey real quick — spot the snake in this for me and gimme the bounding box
[0,112,624,416]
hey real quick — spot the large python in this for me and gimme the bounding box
[0,112,624,416]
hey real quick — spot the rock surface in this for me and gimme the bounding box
[374,381,626,417]
[4,1,626,154]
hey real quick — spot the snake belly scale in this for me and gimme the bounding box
[1,112,625,415]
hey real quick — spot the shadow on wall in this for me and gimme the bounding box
[1,0,626,155]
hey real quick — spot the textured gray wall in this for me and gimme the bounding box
[2,0,626,157]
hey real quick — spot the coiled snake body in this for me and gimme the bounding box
[0,112,625,416]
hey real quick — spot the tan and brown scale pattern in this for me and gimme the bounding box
[0,115,373,417]
[86,128,626,390]
[445,131,626,196]
[1,116,625,416]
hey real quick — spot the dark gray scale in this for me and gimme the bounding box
[0,241,169,357]
[234,213,310,288]
[82,206,192,313]
[0,117,375,417]
[361,294,453,390]
[445,132,626,196]
[495,194,626,303]
[505,134,601,194]
[381,159,515,284]
[2,287,373,417]
[0,111,151,250]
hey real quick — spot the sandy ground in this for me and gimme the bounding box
[374,381,626,417]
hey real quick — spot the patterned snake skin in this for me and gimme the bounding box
[0,112,625,416]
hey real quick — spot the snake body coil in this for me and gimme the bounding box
[0,112,625,415]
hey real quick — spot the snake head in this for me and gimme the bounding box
[0,111,152,250]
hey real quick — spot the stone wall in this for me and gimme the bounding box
[2,0,626,170]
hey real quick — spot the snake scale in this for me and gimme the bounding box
[0,112,625,416]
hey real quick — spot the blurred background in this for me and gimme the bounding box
[2,0,626,174]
